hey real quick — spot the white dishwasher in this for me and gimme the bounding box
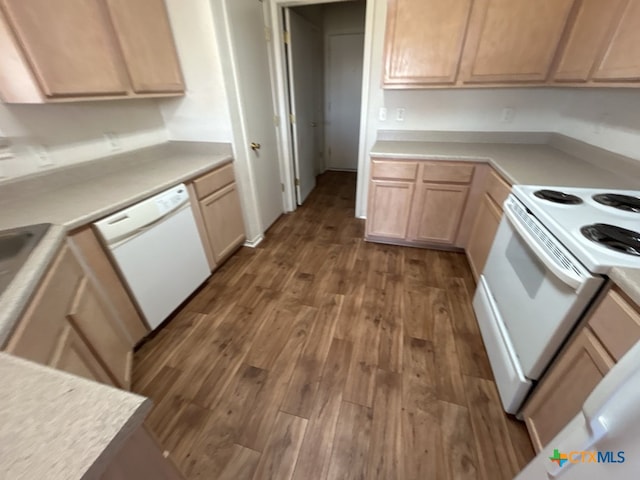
[94,184,210,331]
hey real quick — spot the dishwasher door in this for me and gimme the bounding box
[94,184,210,330]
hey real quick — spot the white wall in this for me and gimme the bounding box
[159,0,233,143]
[0,100,167,182]
[557,89,640,161]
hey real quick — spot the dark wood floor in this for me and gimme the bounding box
[133,171,534,480]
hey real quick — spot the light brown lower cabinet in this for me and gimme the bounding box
[366,158,475,247]
[101,426,184,479]
[409,183,469,243]
[7,243,133,388]
[467,191,503,279]
[466,168,511,279]
[188,163,247,270]
[50,320,114,386]
[521,328,614,451]
[366,179,416,239]
[200,182,246,263]
[521,285,640,451]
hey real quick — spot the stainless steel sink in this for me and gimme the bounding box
[0,223,51,295]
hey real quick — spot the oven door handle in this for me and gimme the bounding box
[503,207,584,291]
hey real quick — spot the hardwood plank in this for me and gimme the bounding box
[464,375,520,480]
[432,290,467,406]
[402,408,444,480]
[291,338,353,480]
[217,444,261,480]
[180,364,268,477]
[367,369,403,480]
[343,289,382,408]
[237,307,316,452]
[326,401,373,480]
[377,275,403,372]
[440,400,479,480]
[281,294,344,418]
[251,412,308,480]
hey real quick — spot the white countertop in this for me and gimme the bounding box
[0,353,152,480]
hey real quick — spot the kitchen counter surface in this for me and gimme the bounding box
[610,268,640,307]
[371,132,640,306]
[371,140,640,189]
[0,140,232,346]
[0,352,152,480]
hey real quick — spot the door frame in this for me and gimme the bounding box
[265,0,374,215]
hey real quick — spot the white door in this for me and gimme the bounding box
[326,33,364,171]
[225,0,284,230]
[286,8,321,204]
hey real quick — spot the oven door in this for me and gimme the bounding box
[481,196,603,381]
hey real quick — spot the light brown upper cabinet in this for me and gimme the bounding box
[0,0,184,103]
[461,0,575,83]
[592,0,640,81]
[0,0,127,98]
[383,0,640,88]
[383,0,473,86]
[553,0,625,82]
[105,0,184,93]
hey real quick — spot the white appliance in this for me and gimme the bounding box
[474,186,640,414]
[516,338,640,479]
[94,184,210,331]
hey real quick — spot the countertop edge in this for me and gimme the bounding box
[609,268,640,307]
[81,398,153,480]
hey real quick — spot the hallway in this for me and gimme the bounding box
[133,171,534,479]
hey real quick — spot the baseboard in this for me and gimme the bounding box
[244,234,264,248]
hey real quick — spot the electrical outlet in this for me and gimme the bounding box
[379,107,387,122]
[501,107,515,123]
[32,145,54,168]
[104,132,121,152]
[396,108,405,122]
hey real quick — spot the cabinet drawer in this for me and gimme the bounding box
[371,160,418,181]
[589,287,640,362]
[421,162,474,184]
[193,163,236,199]
[7,245,84,364]
[485,169,511,208]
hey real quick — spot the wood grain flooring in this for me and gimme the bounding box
[133,171,534,480]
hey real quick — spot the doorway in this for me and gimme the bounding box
[283,2,366,205]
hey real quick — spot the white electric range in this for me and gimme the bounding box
[473,185,640,415]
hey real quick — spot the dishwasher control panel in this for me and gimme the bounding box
[94,184,190,245]
[155,186,188,216]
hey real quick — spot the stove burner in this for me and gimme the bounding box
[592,193,640,213]
[533,189,583,205]
[581,223,640,257]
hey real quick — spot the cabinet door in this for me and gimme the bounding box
[105,0,184,93]
[69,228,148,345]
[200,183,246,263]
[409,183,469,244]
[0,0,127,97]
[593,0,640,81]
[466,193,502,279]
[68,277,132,389]
[522,329,614,451]
[366,180,415,239]
[461,0,575,83]
[7,246,84,364]
[383,0,473,86]
[554,0,624,82]
[50,322,115,386]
